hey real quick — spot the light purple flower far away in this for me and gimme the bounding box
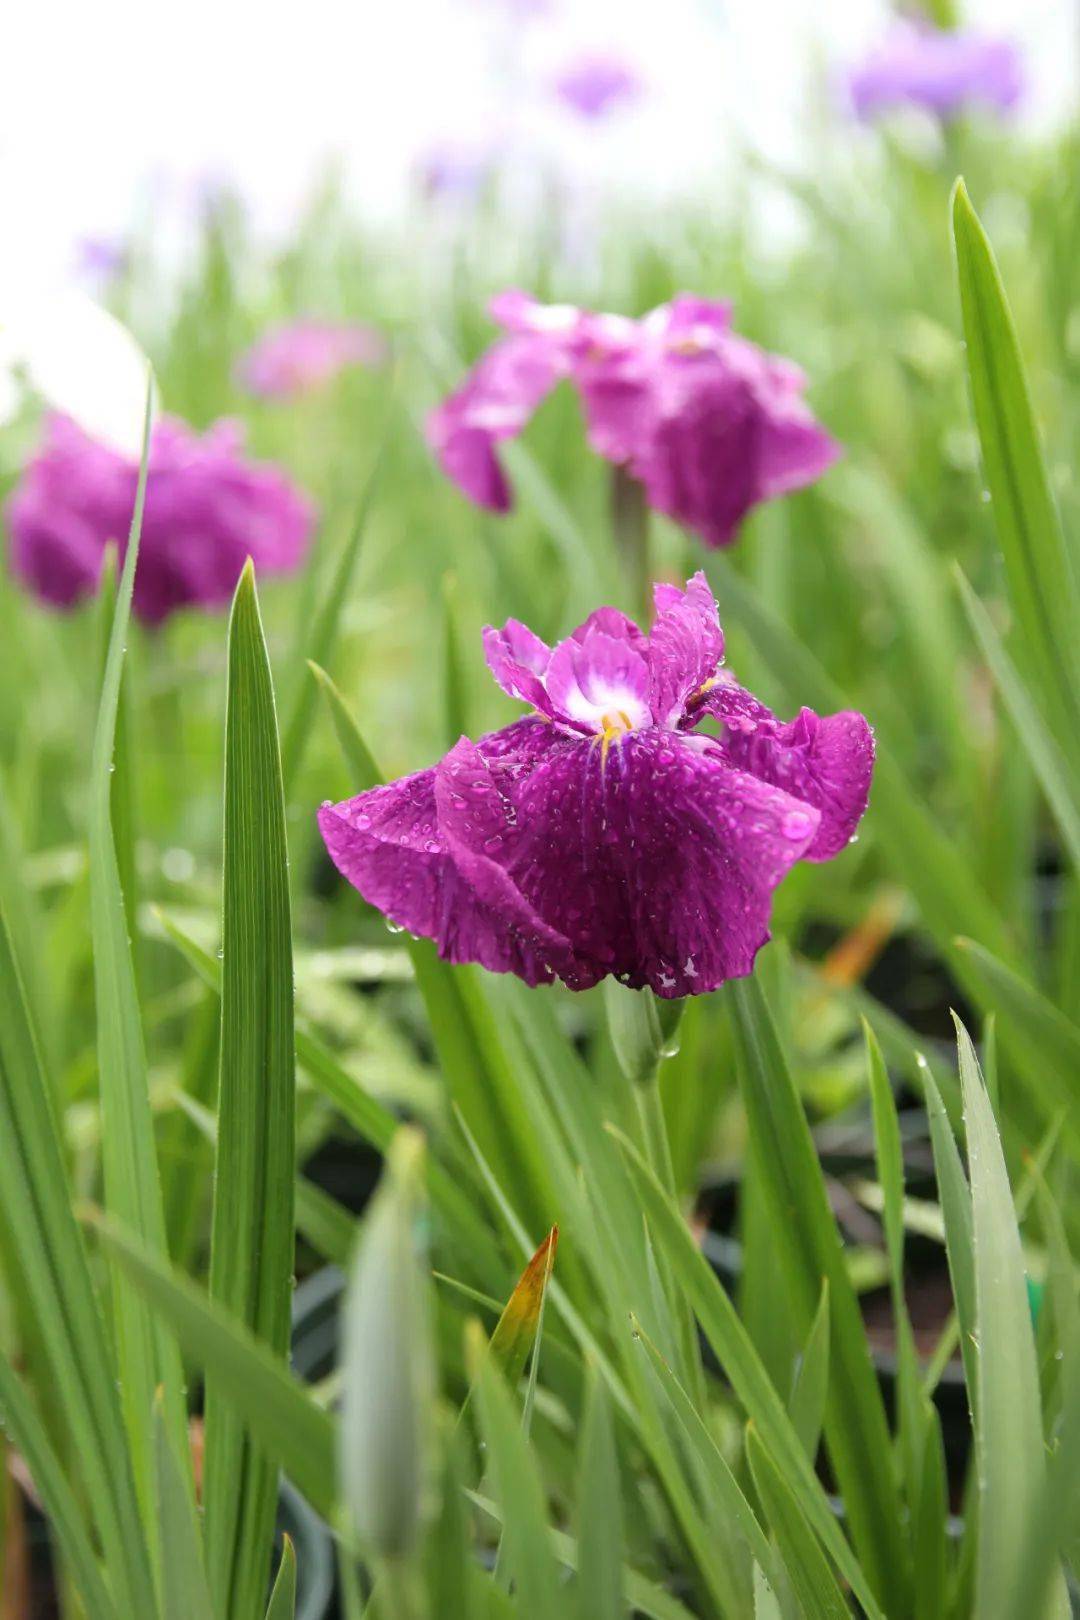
[427,292,839,548]
[319,573,873,998]
[236,320,388,399]
[6,413,315,625]
[553,52,643,119]
[847,21,1024,122]
[74,235,128,284]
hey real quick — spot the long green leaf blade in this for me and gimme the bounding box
[920,1057,979,1416]
[0,908,156,1616]
[745,1427,849,1620]
[280,435,386,791]
[955,568,1080,873]
[91,1216,336,1520]
[956,1016,1068,1617]
[204,561,297,1620]
[789,1280,830,1463]
[608,1127,884,1620]
[88,382,189,1521]
[264,1536,297,1620]
[0,1356,118,1620]
[471,1320,564,1620]
[952,179,1080,759]
[154,1394,215,1620]
[576,1370,627,1620]
[633,1320,774,1582]
[728,974,908,1608]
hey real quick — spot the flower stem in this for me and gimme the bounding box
[370,1557,424,1620]
[632,1067,677,1199]
[610,464,650,618]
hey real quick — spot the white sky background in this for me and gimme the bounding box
[0,0,1076,280]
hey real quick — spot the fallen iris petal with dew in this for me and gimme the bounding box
[6,412,315,624]
[427,291,839,548]
[236,319,389,398]
[846,20,1024,122]
[319,573,873,998]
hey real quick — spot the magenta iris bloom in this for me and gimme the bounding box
[236,320,388,399]
[6,413,315,625]
[847,21,1023,121]
[427,292,839,548]
[553,52,643,119]
[319,573,873,998]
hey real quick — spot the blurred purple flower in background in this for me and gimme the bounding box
[6,413,315,624]
[847,19,1024,122]
[415,140,496,203]
[428,291,839,548]
[236,319,388,399]
[73,235,129,287]
[319,572,873,998]
[553,51,644,119]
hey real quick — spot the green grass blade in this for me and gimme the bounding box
[154,1394,215,1620]
[204,562,297,1620]
[919,1055,978,1415]
[280,438,386,792]
[90,1214,336,1519]
[88,382,189,1521]
[745,1427,849,1620]
[728,974,909,1608]
[470,1320,564,1620]
[955,567,1080,872]
[295,1177,357,1268]
[607,1127,885,1620]
[866,1023,924,1506]
[789,1279,830,1463]
[912,1399,948,1620]
[951,180,1080,758]
[576,1369,627,1620]
[96,546,138,950]
[1003,1312,1080,1620]
[953,940,1080,1128]
[0,771,55,1082]
[156,910,504,1282]
[308,662,382,789]
[956,1015,1069,1618]
[264,1536,296,1620]
[468,1490,698,1620]
[633,1319,774,1582]
[0,1356,118,1620]
[440,572,470,745]
[753,1563,783,1620]
[424,1426,473,1620]
[0,907,156,1616]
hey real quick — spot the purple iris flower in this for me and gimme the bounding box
[427,292,839,548]
[6,413,315,625]
[553,52,643,119]
[847,20,1024,122]
[236,320,388,399]
[319,573,873,998]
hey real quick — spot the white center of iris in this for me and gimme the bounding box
[560,682,651,735]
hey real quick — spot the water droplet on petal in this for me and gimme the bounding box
[782,810,814,841]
